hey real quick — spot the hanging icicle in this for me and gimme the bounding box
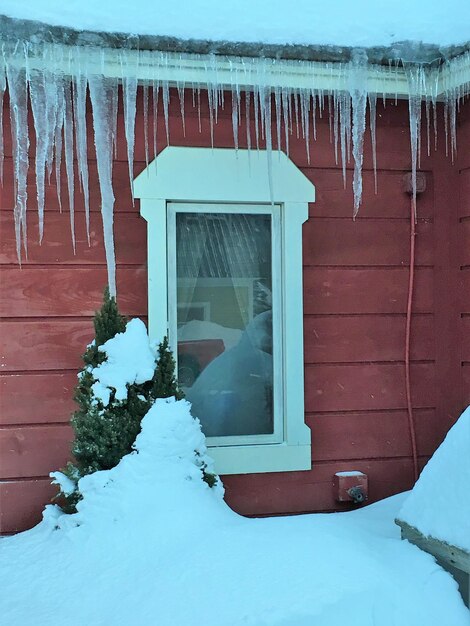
[349,49,368,218]
[0,40,468,295]
[89,73,117,296]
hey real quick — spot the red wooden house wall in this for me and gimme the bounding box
[0,90,469,533]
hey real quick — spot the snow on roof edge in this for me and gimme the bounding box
[1,14,469,66]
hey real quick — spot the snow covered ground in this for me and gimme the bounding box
[0,399,468,626]
[1,0,469,48]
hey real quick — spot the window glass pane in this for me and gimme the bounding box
[176,212,274,437]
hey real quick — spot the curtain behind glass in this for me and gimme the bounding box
[176,212,274,437]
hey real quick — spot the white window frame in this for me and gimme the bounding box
[134,147,315,475]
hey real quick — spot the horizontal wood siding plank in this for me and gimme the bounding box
[0,425,73,479]
[307,408,448,462]
[0,479,57,533]
[461,317,470,361]
[0,158,141,213]
[461,272,470,314]
[0,267,147,317]
[304,169,434,219]
[223,457,421,516]
[304,315,434,363]
[303,267,433,314]
[0,321,93,372]
[0,373,77,425]
[459,168,470,218]
[463,364,470,406]
[0,211,147,265]
[461,220,470,267]
[303,217,433,266]
[305,362,435,412]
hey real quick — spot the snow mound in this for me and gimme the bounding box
[398,405,470,552]
[0,402,468,625]
[50,397,224,534]
[91,318,156,405]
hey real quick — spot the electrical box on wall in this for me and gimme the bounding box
[333,471,368,504]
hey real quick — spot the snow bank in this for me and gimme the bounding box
[91,318,156,405]
[0,401,468,625]
[1,0,469,48]
[398,405,470,552]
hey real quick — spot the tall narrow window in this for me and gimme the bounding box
[168,204,282,444]
[136,147,313,474]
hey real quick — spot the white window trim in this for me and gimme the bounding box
[134,146,315,475]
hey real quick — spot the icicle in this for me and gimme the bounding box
[110,76,119,158]
[349,49,368,217]
[143,83,149,168]
[177,79,186,137]
[259,83,273,201]
[300,89,311,163]
[368,92,378,194]
[89,74,117,297]
[28,67,48,242]
[281,87,290,156]
[339,91,350,189]
[449,88,457,162]
[5,52,29,261]
[293,89,300,139]
[333,92,339,165]
[121,51,138,201]
[253,82,260,150]
[63,80,76,251]
[152,78,159,159]
[54,81,65,212]
[327,94,333,144]
[231,85,239,152]
[311,89,317,142]
[44,51,60,183]
[162,79,170,146]
[245,89,252,154]
[73,69,91,244]
[274,85,282,153]
[404,64,423,221]
[196,85,202,134]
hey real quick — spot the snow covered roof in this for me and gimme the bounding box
[1,1,469,65]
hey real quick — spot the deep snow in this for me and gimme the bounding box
[399,405,470,552]
[0,398,468,626]
[1,0,469,48]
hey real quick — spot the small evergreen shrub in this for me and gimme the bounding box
[56,287,216,512]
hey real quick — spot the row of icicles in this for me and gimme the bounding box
[1,42,469,295]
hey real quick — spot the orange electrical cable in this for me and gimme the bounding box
[405,195,419,484]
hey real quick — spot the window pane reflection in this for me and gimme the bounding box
[176,212,274,437]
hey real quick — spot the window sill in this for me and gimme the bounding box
[208,441,312,475]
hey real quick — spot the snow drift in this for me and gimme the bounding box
[0,398,469,625]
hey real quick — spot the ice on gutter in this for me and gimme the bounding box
[1,39,469,296]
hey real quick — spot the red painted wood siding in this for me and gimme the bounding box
[0,89,468,532]
[459,104,470,408]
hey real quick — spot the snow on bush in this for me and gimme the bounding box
[50,398,224,534]
[91,318,156,405]
[398,405,470,552]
